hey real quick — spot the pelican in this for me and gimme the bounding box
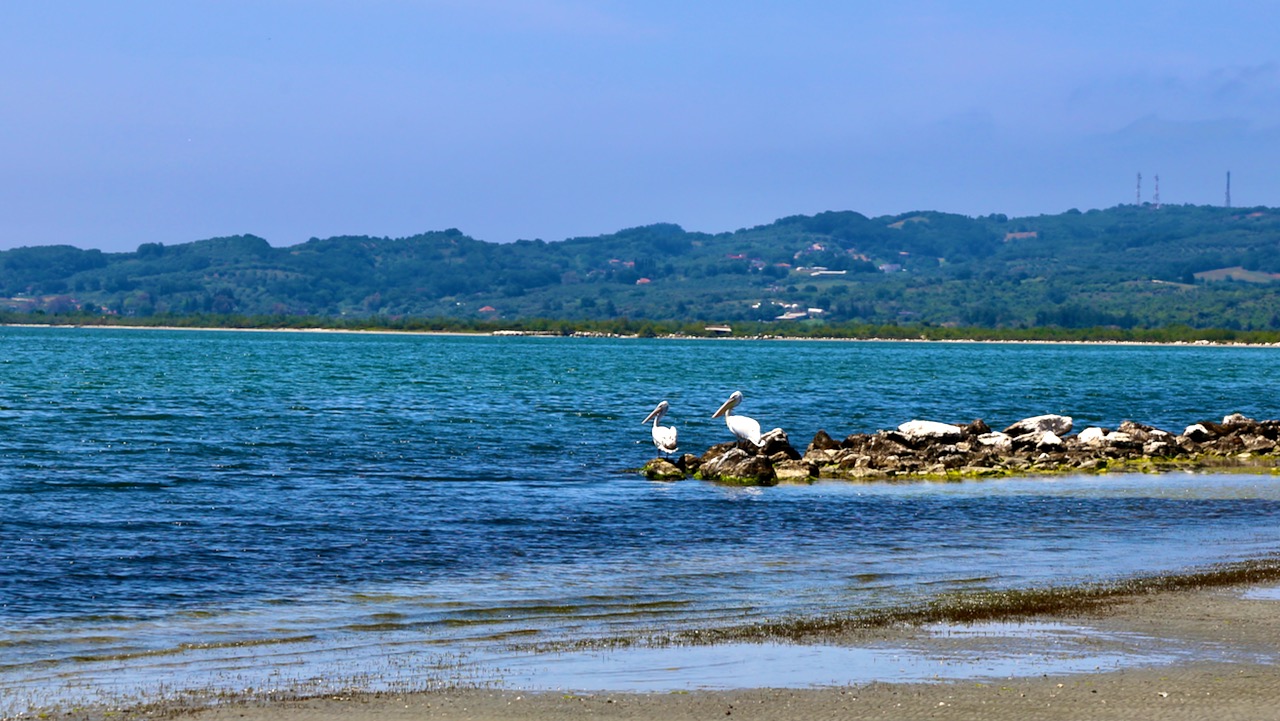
[711,391,763,448]
[642,400,679,455]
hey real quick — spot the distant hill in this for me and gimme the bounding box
[3,203,1279,330]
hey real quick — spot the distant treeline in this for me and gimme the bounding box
[3,203,1280,333]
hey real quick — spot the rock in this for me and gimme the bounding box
[642,458,685,481]
[1077,427,1109,446]
[866,432,911,455]
[1013,427,1064,450]
[1116,420,1169,443]
[976,432,1013,452]
[698,448,778,485]
[759,428,800,460]
[839,432,872,450]
[1182,423,1213,442]
[803,447,838,464]
[774,459,818,482]
[874,455,903,472]
[1003,414,1073,437]
[686,411,1280,485]
[675,453,702,473]
[883,430,913,448]
[1105,430,1135,444]
[1242,435,1277,453]
[896,420,965,446]
[807,429,841,452]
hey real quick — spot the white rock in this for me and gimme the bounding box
[1012,430,1062,450]
[760,427,789,445]
[1183,423,1210,439]
[1077,427,1108,446]
[1003,414,1073,436]
[897,420,964,443]
[976,432,1013,452]
[1222,413,1254,425]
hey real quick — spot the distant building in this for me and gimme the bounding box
[478,305,497,312]
[1004,231,1038,242]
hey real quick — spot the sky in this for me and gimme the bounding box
[3,1,1279,252]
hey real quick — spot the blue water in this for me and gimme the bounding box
[3,327,1280,709]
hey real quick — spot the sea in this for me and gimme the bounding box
[3,326,1280,713]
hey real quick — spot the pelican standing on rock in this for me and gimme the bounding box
[642,400,679,455]
[711,391,763,448]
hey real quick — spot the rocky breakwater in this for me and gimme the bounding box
[641,413,1280,485]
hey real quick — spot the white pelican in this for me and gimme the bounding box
[642,400,679,455]
[711,391,763,448]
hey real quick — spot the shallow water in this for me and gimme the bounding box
[488,619,1279,692]
[3,327,1280,712]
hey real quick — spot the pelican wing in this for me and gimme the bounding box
[652,424,679,454]
[727,414,763,447]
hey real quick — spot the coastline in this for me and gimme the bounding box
[6,321,1280,348]
[54,576,1280,721]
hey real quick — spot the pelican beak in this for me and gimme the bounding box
[642,401,668,424]
[711,396,736,418]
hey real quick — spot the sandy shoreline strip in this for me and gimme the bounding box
[42,579,1278,721]
[7,322,1280,347]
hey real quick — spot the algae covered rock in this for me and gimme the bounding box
[773,459,818,482]
[698,448,778,486]
[642,458,686,481]
[675,409,1280,487]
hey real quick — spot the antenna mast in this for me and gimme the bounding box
[1153,174,1161,210]
[1136,172,1142,205]
[1226,171,1232,208]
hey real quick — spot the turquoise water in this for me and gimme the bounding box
[3,327,1280,709]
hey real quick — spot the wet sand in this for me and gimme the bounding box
[124,583,1280,721]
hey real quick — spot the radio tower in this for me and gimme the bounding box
[1136,172,1142,205]
[1226,171,1232,208]
[1153,174,1161,210]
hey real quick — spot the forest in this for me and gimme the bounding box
[2,203,1278,334]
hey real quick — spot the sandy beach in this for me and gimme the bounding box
[51,580,1269,721]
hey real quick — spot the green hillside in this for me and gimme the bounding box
[3,203,1279,331]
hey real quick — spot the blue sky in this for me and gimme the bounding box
[3,1,1278,252]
